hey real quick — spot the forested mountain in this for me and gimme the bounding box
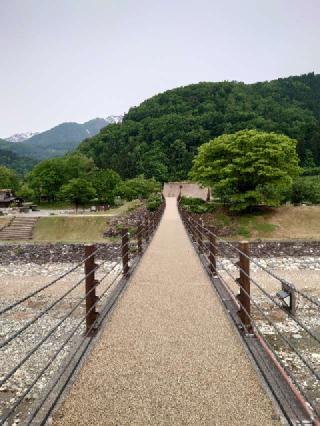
[79,73,320,181]
[0,140,37,176]
[0,116,122,161]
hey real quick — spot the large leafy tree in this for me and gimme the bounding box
[91,169,121,205]
[116,175,161,201]
[59,178,96,211]
[190,130,301,211]
[0,166,19,190]
[27,154,95,202]
[27,158,66,201]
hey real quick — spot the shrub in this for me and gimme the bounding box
[147,193,162,211]
[179,196,216,213]
[302,167,320,176]
[116,176,161,201]
[291,176,320,204]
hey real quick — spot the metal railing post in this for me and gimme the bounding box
[121,228,129,276]
[84,245,99,336]
[137,221,143,256]
[145,215,150,243]
[197,218,203,253]
[238,241,252,333]
[208,226,217,276]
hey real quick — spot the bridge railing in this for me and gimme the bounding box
[0,200,165,425]
[178,203,320,423]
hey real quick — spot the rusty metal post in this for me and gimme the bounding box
[238,241,252,333]
[208,226,217,276]
[84,245,99,336]
[137,221,143,256]
[197,218,203,253]
[121,228,129,276]
[145,215,149,243]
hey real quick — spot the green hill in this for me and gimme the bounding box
[79,73,320,181]
[1,118,112,161]
[0,140,37,175]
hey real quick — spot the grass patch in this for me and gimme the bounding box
[252,222,277,233]
[214,211,232,226]
[238,226,251,239]
[33,216,109,243]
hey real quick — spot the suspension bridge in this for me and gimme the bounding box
[1,197,319,425]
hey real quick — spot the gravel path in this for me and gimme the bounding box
[53,198,280,426]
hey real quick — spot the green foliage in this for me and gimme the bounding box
[292,176,320,204]
[146,193,162,211]
[0,143,37,176]
[302,149,316,168]
[238,226,251,238]
[91,169,121,205]
[59,178,96,209]
[27,154,95,202]
[179,196,216,213]
[190,130,301,212]
[302,167,320,176]
[0,166,19,190]
[116,176,161,201]
[16,184,34,201]
[78,73,320,180]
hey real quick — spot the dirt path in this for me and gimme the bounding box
[53,198,280,425]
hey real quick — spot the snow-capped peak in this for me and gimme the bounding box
[5,132,39,143]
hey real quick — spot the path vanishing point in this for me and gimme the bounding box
[53,198,280,425]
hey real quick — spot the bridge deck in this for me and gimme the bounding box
[54,198,280,425]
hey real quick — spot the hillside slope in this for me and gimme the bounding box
[0,140,37,175]
[1,117,121,161]
[79,73,320,181]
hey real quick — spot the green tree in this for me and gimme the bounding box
[59,178,96,211]
[189,130,301,211]
[91,169,121,205]
[27,158,66,202]
[116,175,161,201]
[302,149,316,168]
[16,184,35,201]
[64,153,95,180]
[292,176,320,204]
[0,166,19,190]
[27,154,95,202]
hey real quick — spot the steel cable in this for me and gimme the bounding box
[0,264,101,349]
[0,247,101,316]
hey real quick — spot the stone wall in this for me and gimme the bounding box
[218,240,320,258]
[0,243,122,264]
[1,240,320,264]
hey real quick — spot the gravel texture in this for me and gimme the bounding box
[0,243,122,264]
[53,198,280,426]
[0,260,122,425]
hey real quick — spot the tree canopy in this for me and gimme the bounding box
[189,130,301,211]
[59,178,96,210]
[78,73,320,181]
[0,166,19,190]
[27,153,95,202]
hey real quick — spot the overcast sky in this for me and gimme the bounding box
[0,0,319,137]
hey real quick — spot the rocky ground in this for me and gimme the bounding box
[218,257,320,417]
[0,256,319,424]
[0,261,124,425]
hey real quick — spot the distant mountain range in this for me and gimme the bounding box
[5,132,39,143]
[0,116,122,170]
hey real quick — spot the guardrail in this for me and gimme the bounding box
[178,202,320,424]
[0,200,165,425]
